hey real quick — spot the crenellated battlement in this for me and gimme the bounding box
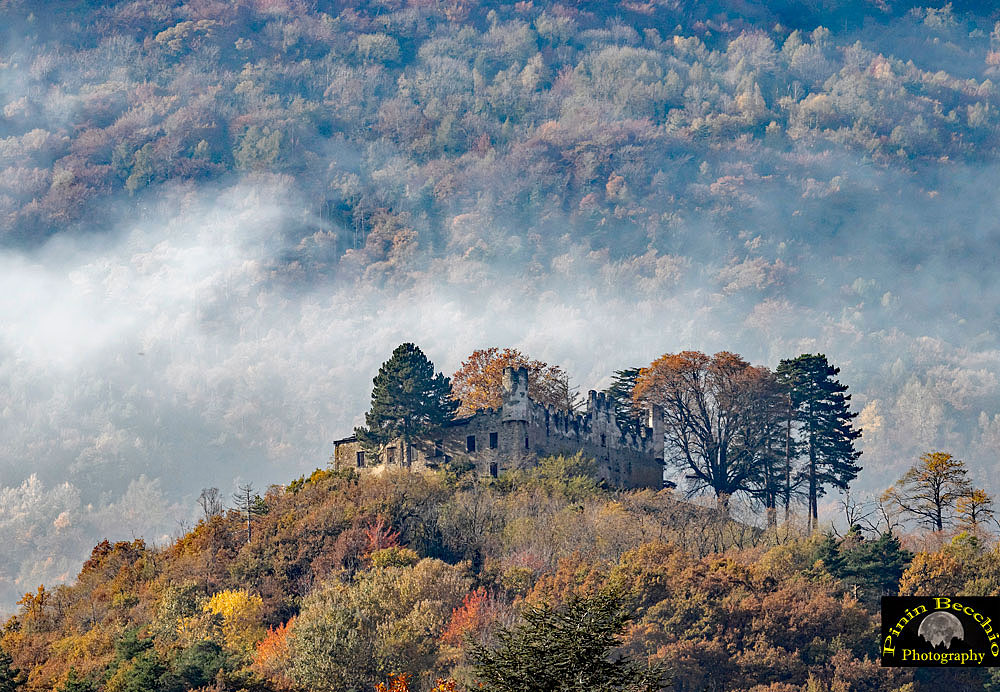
[333,365,665,489]
[497,366,663,459]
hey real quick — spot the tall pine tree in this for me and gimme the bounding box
[776,354,862,530]
[603,367,643,437]
[355,343,458,462]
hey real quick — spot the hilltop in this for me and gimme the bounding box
[0,459,929,692]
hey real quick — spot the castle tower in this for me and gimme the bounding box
[501,367,530,462]
[501,367,530,422]
[647,403,664,464]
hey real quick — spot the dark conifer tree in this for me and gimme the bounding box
[0,650,25,692]
[56,669,96,692]
[603,367,643,437]
[469,591,663,692]
[839,531,912,604]
[776,354,862,530]
[355,343,458,459]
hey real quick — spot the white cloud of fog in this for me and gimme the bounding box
[0,165,999,608]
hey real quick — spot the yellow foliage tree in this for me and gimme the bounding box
[957,488,996,533]
[883,451,971,532]
[203,589,266,657]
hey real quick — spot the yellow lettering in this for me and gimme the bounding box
[936,597,952,610]
[976,612,984,622]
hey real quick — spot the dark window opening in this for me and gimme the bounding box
[489,462,498,478]
[444,454,452,464]
[525,436,529,450]
[601,433,606,447]
[386,447,395,463]
[467,435,476,452]
[489,432,498,449]
[434,439,443,457]
[356,451,365,467]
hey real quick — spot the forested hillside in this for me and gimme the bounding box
[4,460,990,692]
[5,0,1000,253]
[3,0,1000,621]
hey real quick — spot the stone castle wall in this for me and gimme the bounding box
[333,367,664,490]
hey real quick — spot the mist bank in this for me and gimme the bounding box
[0,161,996,606]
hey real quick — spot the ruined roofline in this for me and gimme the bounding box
[499,366,658,446]
[335,367,661,455]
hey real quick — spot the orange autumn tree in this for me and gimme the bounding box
[451,348,579,416]
[440,587,501,647]
[376,673,460,692]
[253,617,296,689]
[633,350,783,509]
[375,673,411,692]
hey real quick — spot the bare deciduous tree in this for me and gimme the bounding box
[198,487,224,521]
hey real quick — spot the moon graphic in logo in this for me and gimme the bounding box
[918,611,965,649]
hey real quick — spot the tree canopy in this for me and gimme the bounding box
[451,347,579,416]
[776,354,862,529]
[355,343,459,454]
[884,451,972,531]
[633,350,782,506]
[469,591,663,692]
[0,650,25,692]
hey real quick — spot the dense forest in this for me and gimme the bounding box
[3,0,1000,659]
[5,0,1000,255]
[3,451,1000,692]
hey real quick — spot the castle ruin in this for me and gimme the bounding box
[332,366,665,489]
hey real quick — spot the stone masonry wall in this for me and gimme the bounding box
[332,367,664,490]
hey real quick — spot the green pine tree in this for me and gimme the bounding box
[838,531,912,606]
[355,343,459,460]
[56,669,96,692]
[469,591,663,692]
[810,531,847,578]
[603,367,643,437]
[0,649,25,692]
[776,354,862,530]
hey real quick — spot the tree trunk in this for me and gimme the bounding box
[784,397,792,522]
[808,433,818,532]
[716,491,730,515]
